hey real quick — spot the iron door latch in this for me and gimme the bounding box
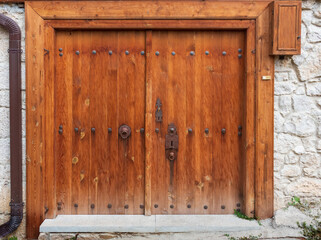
[165,123,179,161]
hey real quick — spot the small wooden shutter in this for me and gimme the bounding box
[271,1,302,55]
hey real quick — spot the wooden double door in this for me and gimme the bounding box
[55,29,245,215]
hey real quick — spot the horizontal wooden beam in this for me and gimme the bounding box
[29,1,270,20]
[46,19,254,29]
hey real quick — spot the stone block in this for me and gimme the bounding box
[38,233,50,240]
[292,95,315,112]
[303,167,319,177]
[307,82,321,96]
[275,82,296,95]
[273,206,314,228]
[279,95,292,115]
[285,151,300,164]
[0,90,9,107]
[287,178,321,197]
[50,233,77,240]
[300,153,320,167]
[0,107,9,138]
[281,165,301,177]
[274,134,302,154]
[283,114,315,137]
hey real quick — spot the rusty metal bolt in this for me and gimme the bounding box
[75,51,80,55]
[187,204,191,208]
[74,128,79,133]
[140,128,145,134]
[221,205,225,210]
[190,51,195,56]
[91,128,95,133]
[59,53,63,57]
[141,51,145,55]
[140,204,144,209]
[205,128,209,134]
[222,51,227,56]
[125,50,129,55]
[155,128,159,133]
[205,51,209,55]
[92,50,96,54]
[108,128,112,133]
[238,54,242,59]
[169,152,175,161]
[221,128,226,135]
[91,204,95,209]
[109,50,113,55]
[107,204,112,209]
[204,205,208,210]
[74,203,78,208]
[154,204,158,208]
[238,48,242,53]
[59,48,63,52]
[188,128,193,133]
[170,205,174,209]
[124,205,129,209]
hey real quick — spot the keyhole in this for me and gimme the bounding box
[171,141,173,147]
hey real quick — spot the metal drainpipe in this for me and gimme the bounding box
[0,13,23,238]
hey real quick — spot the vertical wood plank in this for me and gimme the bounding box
[105,31,119,214]
[211,32,223,214]
[256,7,275,219]
[71,31,90,215]
[26,3,45,239]
[220,31,245,213]
[55,31,73,215]
[145,30,152,216]
[43,25,56,219]
[243,22,256,217]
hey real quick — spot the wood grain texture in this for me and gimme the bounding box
[53,31,146,215]
[271,1,301,55]
[243,22,256,217]
[144,30,152,216]
[255,7,274,219]
[71,31,90,215]
[43,25,56,220]
[149,30,246,214]
[47,19,254,30]
[29,1,270,20]
[26,9,276,237]
[55,31,73,215]
[26,3,45,239]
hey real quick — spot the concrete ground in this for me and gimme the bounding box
[38,207,316,240]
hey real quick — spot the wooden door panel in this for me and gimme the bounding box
[55,30,145,215]
[71,31,91,215]
[149,30,245,214]
[55,31,74,215]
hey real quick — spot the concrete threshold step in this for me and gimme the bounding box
[40,215,261,233]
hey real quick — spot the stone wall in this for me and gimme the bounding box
[0,3,25,240]
[274,0,321,210]
[0,0,320,239]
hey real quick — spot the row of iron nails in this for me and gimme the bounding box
[58,48,243,57]
[66,203,240,209]
[70,127,229,134]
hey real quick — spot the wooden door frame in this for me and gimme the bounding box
[26,1,274,238]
